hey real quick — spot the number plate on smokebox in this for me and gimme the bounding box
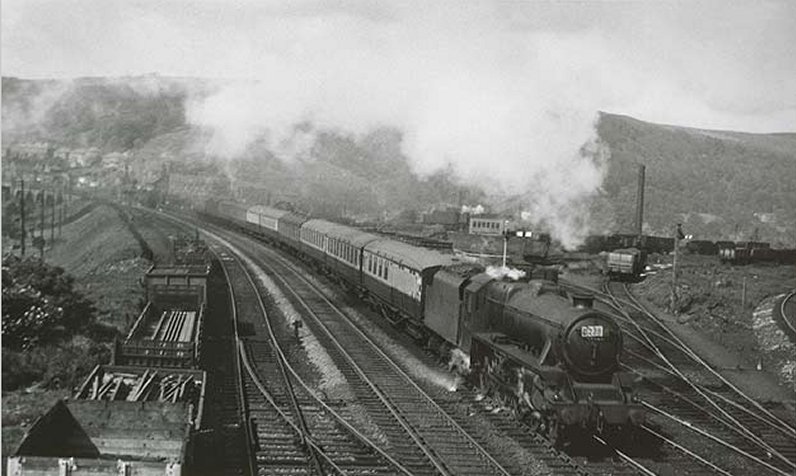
[580,325,604,338]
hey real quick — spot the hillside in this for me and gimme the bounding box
[596,113,796,245]
[3,76,794,245]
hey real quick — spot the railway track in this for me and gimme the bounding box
[213,240,416,476]
[153,209,665,475]
[774,290,796,343]
[237,239,521,476]
[601,281,796,476]
[154,207,733,475]
[195,251,253,475]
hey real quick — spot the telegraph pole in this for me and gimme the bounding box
[50,193,56,245]
[38,191,45,259]
[19,178,26,257]
[39,193,45,240]
[58,191,64,237]
[670,223,684,313]
[502,221,510,268]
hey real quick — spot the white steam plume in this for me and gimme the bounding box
[185,4,621,246]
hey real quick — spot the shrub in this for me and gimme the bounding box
[2,255,97,350]
[1,342,109,391]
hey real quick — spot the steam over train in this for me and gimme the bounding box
[201,200,644,445]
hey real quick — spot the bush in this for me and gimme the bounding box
[2,342,109,391]
[2,255,97,350]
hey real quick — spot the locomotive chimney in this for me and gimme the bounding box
[635,164,645,240]
[571,293,594,309]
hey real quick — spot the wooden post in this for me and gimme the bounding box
[670,224,680,313]
[502,227,509,268]
[39,193,45,240]
[741,276,747,308]
[39,191,45,258]
[59,192,64,237]
[19,178,26,257]
[50,193,55,245]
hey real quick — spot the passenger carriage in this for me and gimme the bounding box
[278,212,310,252]
[215,200,251,234]
[300,219,333,265]
[318,222,381,286]
[246,205,289,242]
[361,240,457,323]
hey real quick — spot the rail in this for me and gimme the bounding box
[214,247,257,476]
[598,280,796,473]
[211,230,416,475]
[252,241,514,476]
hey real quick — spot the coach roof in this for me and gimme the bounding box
[364,239,458,271]
[248,205,290,219]
[302,219,381,248]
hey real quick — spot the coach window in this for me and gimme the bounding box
[384,263,389,280]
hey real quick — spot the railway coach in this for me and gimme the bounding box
[360,239,459,334]
[298,218,381,285]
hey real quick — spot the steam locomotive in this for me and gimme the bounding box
[200,199,644,445]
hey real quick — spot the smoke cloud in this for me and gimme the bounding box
[185,4,619,246]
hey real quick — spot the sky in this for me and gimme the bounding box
[3,0,794,132]
[3,0,795,245]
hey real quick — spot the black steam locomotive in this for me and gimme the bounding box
[201,200,644,445]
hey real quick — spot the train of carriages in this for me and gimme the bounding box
[9,237,212,476]
[201,199,644,445]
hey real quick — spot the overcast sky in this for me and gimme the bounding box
[3,0,795,133]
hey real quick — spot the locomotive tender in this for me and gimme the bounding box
[202,199,644,444]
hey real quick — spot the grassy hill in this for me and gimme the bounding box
[596,113,796,246]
